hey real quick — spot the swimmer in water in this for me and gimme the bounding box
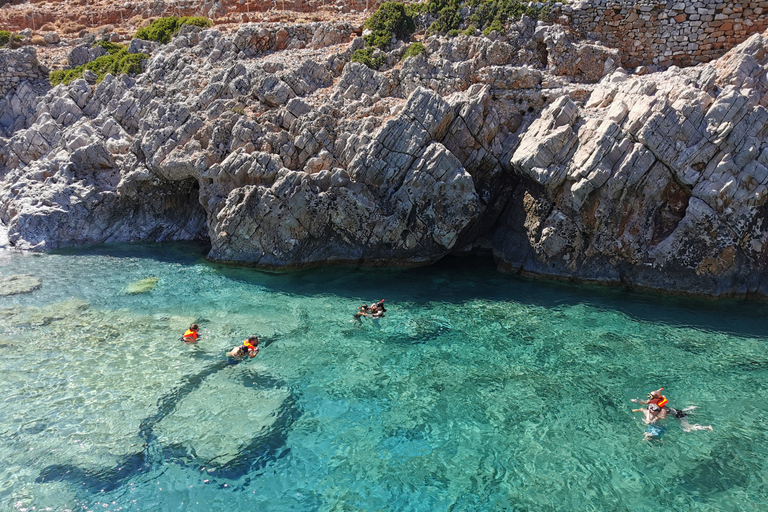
[631,388,669,424]
[669,406,714,432]
[354,304,371,321]
[370,299,386,318]
[228,335,259,359]
[633,389,713,438]
[181,324,200,343]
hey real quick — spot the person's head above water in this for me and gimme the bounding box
[247,335,259,344]
[190,324,199,331]
[648,388,664,399]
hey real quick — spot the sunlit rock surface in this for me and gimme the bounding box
[2,19,768,296]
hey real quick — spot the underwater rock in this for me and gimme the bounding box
[125,277,160,294]
[0,274,42,295]
[152,366,292,467]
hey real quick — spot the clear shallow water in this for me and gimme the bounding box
[1,243,768,512]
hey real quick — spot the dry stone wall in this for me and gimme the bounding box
[0,47,47,98]
[556,0,768,68]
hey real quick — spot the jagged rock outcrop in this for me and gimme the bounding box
[2,16,768,296]
[499,34,768,296]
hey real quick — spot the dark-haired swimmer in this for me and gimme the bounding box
[228,335,259,359]
[370,299,386,318]
[181,324,200,343]
[669,406,714,432]
[354,304,371,321]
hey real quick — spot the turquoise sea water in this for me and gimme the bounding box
[1,242,768,512]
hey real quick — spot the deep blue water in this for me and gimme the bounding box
[1,242,767,511]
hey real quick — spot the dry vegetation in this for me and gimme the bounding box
[1,0,368,68]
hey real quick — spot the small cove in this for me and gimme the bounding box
[1,242,767,511]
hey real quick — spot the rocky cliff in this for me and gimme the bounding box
[2,7,768,297]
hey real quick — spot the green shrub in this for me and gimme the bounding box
[481,18,505,35]
[49,44,148,86]
[365,2,416,42]
[410,0,565,37]
[134,16,213,44]
[94,40,125,54]
[355,0,565,69]
[426,0,463,34]
[351,47,387,69]
[402,42,426,60]
[469,0,563,34]
[363,2,416,51]
[0,30,22,47]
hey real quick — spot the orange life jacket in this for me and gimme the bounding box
[650,396,668,408]
[183,329,199,341]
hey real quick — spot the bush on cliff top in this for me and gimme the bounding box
[134,16,213,44]
[352,0,563,69]
[402,42,426,60]
[352,46,388,69]
[363,2,416,50]
[0,30,23,47]
[49,43,148,86]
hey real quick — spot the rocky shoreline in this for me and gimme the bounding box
[2,2,768,298]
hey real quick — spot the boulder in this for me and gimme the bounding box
[125,277,160,294]
[0,274,42,295]
[43,32,60,45]
[127,38,159,55]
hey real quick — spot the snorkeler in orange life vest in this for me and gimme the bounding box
[631,388,714,435]
[228,336,259,359]
[182,324,200,343]
[631,388,669,423]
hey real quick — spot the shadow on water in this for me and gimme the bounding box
[55,243,768,340]
[51,240,211,266]
[36,356,302,495]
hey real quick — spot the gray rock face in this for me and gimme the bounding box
[2,21,768,296]
[499,32,768,296]
[127,38,160,55]
[67,44,108,68]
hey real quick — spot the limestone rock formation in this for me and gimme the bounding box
[1,13,768,297]
[500,35,768,296]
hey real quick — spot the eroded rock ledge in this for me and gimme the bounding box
[2,19,768,297]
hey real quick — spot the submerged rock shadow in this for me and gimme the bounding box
[36,358,302,496]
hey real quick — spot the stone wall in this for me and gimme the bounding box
[0,47,47,98]
[556,0,768,68]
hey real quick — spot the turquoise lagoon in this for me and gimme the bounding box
[1,242,767,511]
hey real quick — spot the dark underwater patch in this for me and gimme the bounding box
[36,358,302,497]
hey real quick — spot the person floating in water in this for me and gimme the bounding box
[632,388,713,438]
[354,304,371,321]
[670,406,714,432]
[181,324,200,343]
[370,299,386,318]
[631,387,669,424]
[354,299,386,321]
[228,335,259,359]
